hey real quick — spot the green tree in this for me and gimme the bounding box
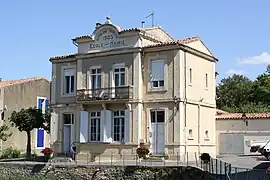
[216,74,253,112]
[9,107,51,160]
[217,65,270,113]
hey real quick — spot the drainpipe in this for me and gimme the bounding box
[172,52,175,145]
[198,98,203,154]
[184,51,187,154]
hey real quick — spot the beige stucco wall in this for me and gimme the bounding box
[1,79,50,153]
[50,22,217,158]
[216,118,270,154]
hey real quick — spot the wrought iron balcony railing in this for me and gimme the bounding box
[77,86,133,102]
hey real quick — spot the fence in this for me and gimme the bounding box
[0,152,269,179]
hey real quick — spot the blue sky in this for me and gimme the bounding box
[1,0,270,83]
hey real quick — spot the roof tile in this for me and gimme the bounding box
[216,112,270,120]
[0,77,49,88]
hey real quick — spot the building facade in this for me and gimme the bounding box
[49,17,217,160]
[216,111,270,155]
[0,77,50,153]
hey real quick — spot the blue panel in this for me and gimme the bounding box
[37,129,44,148]
[45,99,49,109]
[38,99,44,110]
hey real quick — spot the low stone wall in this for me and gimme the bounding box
[0,163,215,180]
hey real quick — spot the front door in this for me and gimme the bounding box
[150,110,165,155]
[64,125,71,153]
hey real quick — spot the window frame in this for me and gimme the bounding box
[35,96,49,149]
[89,66,102,90]
[188,68,192,86]
[113,64,126,87]
[63,113,74,125]
[188,129,194,140]
[89,111,101,142]
[150,109,165,123]
[61,65,76,97]
[147,55,168,92]
[150,59,165,88]
[205,73,208,89]
[112,110,125,142]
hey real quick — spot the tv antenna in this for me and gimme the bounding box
[141,11,155,28]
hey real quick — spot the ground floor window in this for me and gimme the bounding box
[89,112,101,141]
[113,110,125,142]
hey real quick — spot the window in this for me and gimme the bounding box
[188,129,193,139]
[204,130,209,140]
[89,112,101,142]
[189,68,192,85]
[91,68,101,89]
[63,68,75,95]
[150,60,164,88]
[36,96,49,149]
[63,113,74,124]
[114,67,125,87]
[205,73,208,88]
[150,110,165,123]
[113,110,125,142]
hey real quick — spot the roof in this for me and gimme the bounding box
[176,36,200,44]
[216,109,228,115]
[50,36,215,61]
[216,112,270,120]
[0,77,49,88]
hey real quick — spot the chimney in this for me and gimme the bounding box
[141,21,145,28]
[96,23,102,28]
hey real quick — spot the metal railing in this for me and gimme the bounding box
[0,152,269,179]
[77,86,133,102]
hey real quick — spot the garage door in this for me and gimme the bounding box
[219,133,244,155]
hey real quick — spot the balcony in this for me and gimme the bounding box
[77,86,134,102]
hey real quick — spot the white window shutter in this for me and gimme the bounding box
[103,110,112,142]
[124,110,130,143]
[80,111,89,143]
[50,112,58,143]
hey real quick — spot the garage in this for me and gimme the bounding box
[216,111,270,155]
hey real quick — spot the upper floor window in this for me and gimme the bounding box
[63,68,75,95]
[150,59,164,88]
[114,67,125,87]
[205,73,208,88]
[91,68,101,89]
[189,68,192,85]
[37,97,49,114]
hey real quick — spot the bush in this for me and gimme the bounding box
[0,147,21,159]
[136,147,149,159]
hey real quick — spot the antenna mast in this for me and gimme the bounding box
[145,11,154,27]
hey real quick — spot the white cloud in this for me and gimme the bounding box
[226,69,245,75]
[238,52,270,65]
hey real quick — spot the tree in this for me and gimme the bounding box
[9,107,51,160]
[217,65,270,113]
[216,74,253,112]
[0,125,12,141]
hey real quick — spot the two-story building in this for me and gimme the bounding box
[0,77,50,153]
[49,17,218,161]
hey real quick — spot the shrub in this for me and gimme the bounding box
[0,147,21,159]
[41,147,53,157]
[136,147,149,159]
